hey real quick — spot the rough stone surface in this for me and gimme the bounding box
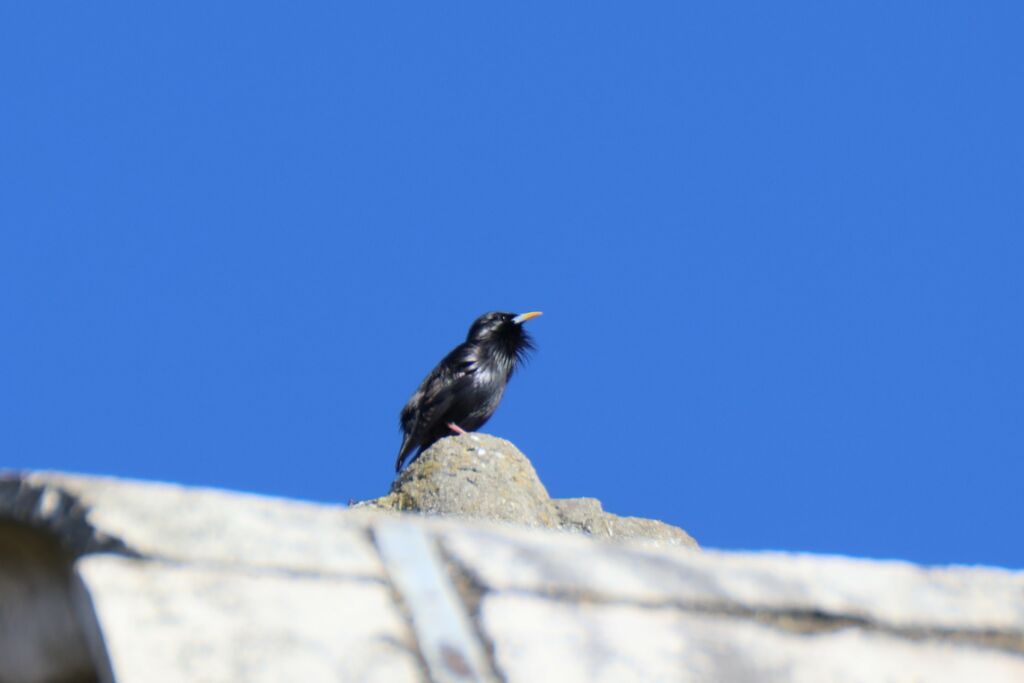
[2,470,1023,683]
[554,497,696,546]
[360,433,698,548]
[369,434,560,527]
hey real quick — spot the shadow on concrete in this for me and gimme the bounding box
[0,520,114,683]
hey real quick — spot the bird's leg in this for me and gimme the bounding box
[446,422,468,435]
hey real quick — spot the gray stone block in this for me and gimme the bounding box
[11,472,381,576]
[482,594,1024,683]
[2,466,1022,683]
[440,523,1024,634]
[78,554,423,683]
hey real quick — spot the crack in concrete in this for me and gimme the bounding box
[436,542,508,683]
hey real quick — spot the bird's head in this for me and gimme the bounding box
[466,311,542,370]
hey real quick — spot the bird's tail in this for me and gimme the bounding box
[395,434,415,473]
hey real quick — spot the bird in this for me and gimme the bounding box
[395,311,542,472]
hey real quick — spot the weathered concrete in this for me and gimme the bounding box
[360,433,698,547]
[553,496,696,546]
[4,471,381,576]
[375,522,496,683]
[2,469,1023,683]
[370,434,560,527]
[483,594,1024,683]
[78,554,422,683]
[439,524,1024,633]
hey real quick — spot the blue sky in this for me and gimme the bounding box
[2,4,1021,568]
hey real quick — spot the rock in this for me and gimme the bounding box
[553,497,697,546]
[366,433,558,526]
[357,433,698,548]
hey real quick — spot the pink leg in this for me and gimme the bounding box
[446,422,468,435]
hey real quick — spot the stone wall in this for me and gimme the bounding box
[1,439,1022,682]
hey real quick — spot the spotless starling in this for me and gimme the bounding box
[395,311,542,472]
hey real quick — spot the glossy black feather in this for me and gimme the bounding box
[395,311,537,472]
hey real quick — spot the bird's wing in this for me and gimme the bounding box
[396,362,473,472]
[418,361,474,427]
[400,352,472,431]
[396,344,479,472]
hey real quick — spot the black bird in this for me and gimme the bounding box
[395,311,542,472]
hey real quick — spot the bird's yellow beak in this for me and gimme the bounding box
[512,311,543,324]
